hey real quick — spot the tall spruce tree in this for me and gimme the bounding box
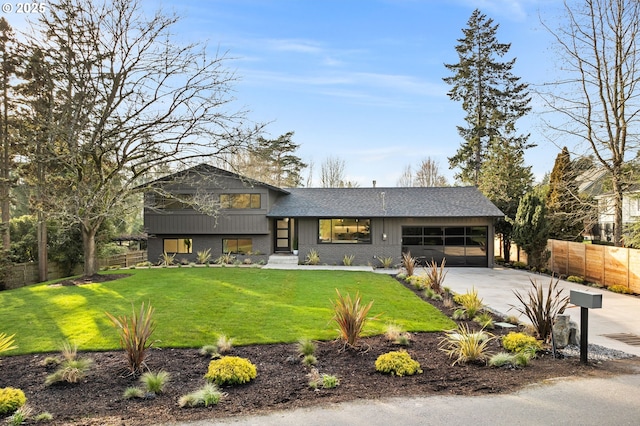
[478,136,533,262]
[546,147,584,241]
[444,9,531,186]
[512,190,549,269]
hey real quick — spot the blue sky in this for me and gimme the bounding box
[8,0,565,186]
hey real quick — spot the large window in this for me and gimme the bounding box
[163,238,193,253]
[223,238,253,254]
[402,226,487,266]
[220,194,261,209]
[318,218,371,243]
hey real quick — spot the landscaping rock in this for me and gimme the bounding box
[553,315,580,348]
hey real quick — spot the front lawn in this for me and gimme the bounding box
[0,268,455,354]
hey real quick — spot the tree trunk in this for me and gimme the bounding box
[37,211,48,282]
[502,238,511,263]
[612,179,624,247]
[82,224,97,277]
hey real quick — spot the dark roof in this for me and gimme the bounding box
[143,163,290,194]
[267,187,504,218]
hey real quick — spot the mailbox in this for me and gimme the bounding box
[570,290,603,309]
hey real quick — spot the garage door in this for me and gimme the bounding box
[401,226,487,267]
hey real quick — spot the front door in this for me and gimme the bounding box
[275,218,291,252]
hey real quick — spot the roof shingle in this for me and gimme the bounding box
[267,187,504,218]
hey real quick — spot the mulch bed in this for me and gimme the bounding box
[1,275,638,425]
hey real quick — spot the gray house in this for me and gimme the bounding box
[144,164,504,267]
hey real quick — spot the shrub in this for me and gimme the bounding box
[204,356,257,386]
[438,324,494,366]
[0,387,27,415]
[425,258,447,293]
[406,275,428,290]
[216,334,234,353]
[384,323,402,342]
[383,323,411,345]
[375,350,422,376]
[453,288,484,319]
[320,374,340,389]
[199,345,219,357]
[401,252,416,277]
[302,354,317,366]
[474,312,495,329]
[196,248,212,265]
[105,301,157,376]
[297,338,316,357]
[140,371,170,394]
[331,289,378,348]
[424,287,443,301]
[7,404,32,426]
[510,276,569,341]
[179,384,224,408]
[609,284,633,294]
[305,249,320,265]
[0,332,17,355]
[123,387,145,399]
[502,332,542,353]
[34,412,53,422]
[45,358,93,385]
[488,352,514,367]
[342,254,355,266]
[158,251,175,266]
[376,256,394,269]
[216,253,236,265]
[307,368,340,389]
[567,275,585,284]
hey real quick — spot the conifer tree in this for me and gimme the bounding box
[513,191,549,269]
[546,147,584,241]
[444,9,531,186]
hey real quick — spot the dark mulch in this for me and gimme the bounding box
[1,276,637,425]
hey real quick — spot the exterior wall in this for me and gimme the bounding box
[147,234,270,265]
[296,216,496,267]
[594,192,640,241]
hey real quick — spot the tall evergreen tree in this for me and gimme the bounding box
[249,132,307,188]
[0,18,19,253]
[512,190,549,269]
[444,9,531,186]
[478,136,533,262]
[546,147,584,241]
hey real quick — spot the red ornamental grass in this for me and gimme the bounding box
[105,301,157,376]
[331,289,378,348]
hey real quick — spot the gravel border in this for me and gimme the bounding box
[558,344,636,361]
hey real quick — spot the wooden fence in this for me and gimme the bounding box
[547,240,640,293]
[97,250,147,269]
[3,250,148,290]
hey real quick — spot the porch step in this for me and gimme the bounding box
[267,254,300,265]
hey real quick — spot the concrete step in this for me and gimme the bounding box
[267,254,300,265]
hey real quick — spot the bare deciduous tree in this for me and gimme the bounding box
[25,0,260,277]
[320,156,359,187]
[415,158,448,187]
[396,158,448,187]
[540,0,640,246]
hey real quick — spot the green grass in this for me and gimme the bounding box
[0,268,455,354]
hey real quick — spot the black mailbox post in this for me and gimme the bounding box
[569,289,603,364]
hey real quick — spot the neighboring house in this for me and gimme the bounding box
[577,168,640,242]
[144,164,504,267]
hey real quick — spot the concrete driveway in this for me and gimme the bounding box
[443,267,640,357]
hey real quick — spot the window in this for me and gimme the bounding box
[318,218,371,243]
[223,238,253,254]
[220,194,261,209]
[163,238,193,253]
[154,195,193,209]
